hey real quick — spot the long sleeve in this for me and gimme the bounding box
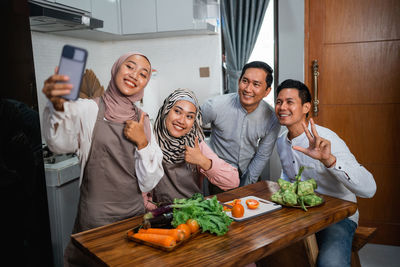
[134,125,164,192]
[327,138,376,198]
[198,141,239,190]
[200,98,216,125]
[276,125,376,225]
[42,99,98,186]
[242,118,281,185]
[277,124,377,200]
[42,98,98,155]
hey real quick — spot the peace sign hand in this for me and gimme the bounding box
[185,137,212,171]
[124,112,148,150]
[292,118,336,168]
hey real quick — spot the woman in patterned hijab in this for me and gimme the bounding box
[154,88,204,164]
[147,88,239,205]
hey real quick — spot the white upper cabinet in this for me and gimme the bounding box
[156,0,195,32]
[120,0,216,35]
[38,0,218,39]
[120,0,157,34]
[55,0,91,12]
[91,0,121,34]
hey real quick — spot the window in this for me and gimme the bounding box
[248,0,275,107]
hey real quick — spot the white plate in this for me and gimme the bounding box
[224,196,282,222]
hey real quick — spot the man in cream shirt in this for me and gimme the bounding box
[275,79,376,267]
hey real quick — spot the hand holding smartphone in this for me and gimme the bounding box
[57,45,88,101]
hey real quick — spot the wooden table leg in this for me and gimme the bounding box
[255,234,319,267]
[304,234,319,267]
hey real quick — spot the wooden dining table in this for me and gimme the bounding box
[71,181,357,267]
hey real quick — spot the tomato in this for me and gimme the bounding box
[246,199,260,209]
[223,206,232,212]
[232,199,241,205]
[186,219,200,233]
[177,223,191,240]
[231,203,245,218]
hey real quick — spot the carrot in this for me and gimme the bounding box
[133,233,176,248]
[138,228,184,242]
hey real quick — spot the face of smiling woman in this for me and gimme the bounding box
[115,54,151,96]
[165,100,196,138]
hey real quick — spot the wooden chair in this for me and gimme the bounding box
[351,226,377,267]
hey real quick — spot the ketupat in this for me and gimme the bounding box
[271,191,284,205]
[297,180,315,197]
[278,178,295,192]
[298,196,307,211]
[307,178,317,190]
[303,194,323,206]
[272,166,322,211]
[282,190,298,206]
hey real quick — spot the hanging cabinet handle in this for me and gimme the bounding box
[312,60,320,117]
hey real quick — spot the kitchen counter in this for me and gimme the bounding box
[71,181,357,266]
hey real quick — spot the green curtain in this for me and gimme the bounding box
[221,0,270,93]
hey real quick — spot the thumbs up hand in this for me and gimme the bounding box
[124,112,148,150]
[185,137,212,170]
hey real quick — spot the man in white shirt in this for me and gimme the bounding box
[274,79,376,267]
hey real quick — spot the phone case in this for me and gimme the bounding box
[58,45,88,101]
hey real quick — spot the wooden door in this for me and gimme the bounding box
[305,0,400,245]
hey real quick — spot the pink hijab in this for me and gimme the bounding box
[102,52,151,140]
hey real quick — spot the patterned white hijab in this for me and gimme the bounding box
[154,88,205,164]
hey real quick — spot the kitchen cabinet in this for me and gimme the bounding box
[156,0,195,32]
[91,0,121,34]
[120,0,216,36]
[120,0,157,34]
[55,0,91,12]
[33,0,217,40]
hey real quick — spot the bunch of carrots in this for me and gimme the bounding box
[127,219,200,249]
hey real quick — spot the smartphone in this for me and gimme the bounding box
[58,45,88,101]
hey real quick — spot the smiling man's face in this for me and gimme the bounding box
[275,88,310,128]
[238,68,271,113]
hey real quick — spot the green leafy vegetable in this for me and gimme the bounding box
[171,193,233,236]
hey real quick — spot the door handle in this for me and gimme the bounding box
[312,60,320,117]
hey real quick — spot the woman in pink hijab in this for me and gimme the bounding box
[42,52,164,266]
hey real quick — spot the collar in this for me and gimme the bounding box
[235,93,262,115]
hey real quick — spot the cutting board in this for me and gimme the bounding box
[224,196,282,222]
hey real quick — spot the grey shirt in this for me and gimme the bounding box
[201,93,280,185]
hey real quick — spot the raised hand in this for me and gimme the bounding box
[42,67,72,111]
[124,112,148,150]
[292,118,336,168]
[184,137,212,170]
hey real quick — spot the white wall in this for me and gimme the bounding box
[32,32,222,125]
[268,0,304,180]
[278,0,305,84]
